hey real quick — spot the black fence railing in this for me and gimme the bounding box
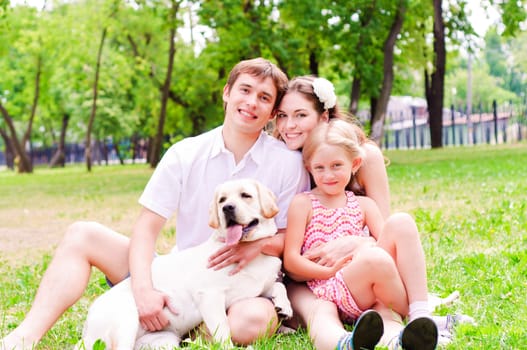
[1,100,526,168]
[0,138,148,169]
[383,100,526,150]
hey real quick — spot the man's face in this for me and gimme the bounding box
[222,73,277,135]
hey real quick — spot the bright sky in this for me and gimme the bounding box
[466,0,500,36]
[11,0,501,40]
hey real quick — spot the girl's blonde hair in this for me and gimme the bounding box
[303,119,366,188]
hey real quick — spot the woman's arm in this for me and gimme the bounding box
[356,196,385,240]
[283,194,347,281]
[357,142,391,218]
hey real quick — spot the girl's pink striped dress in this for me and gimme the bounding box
[302,191,366,322]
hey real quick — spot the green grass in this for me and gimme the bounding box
[1,143,526,349]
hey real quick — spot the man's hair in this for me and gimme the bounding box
[225,57,288,110]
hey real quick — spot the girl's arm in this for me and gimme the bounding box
[283,194,348,281]
[356,142,391,218]
[356,195,385,240]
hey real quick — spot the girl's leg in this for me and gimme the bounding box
[287,282,347,350]
[341,247,409,317]
[1,221,130,350]
[375,301,438,350]
[376,213,429,306]
[374,302,404,346]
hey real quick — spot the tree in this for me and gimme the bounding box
[370,0,408,145]
[85,0,120,171]
[0,104,33,172]
[425,0,446,149]
[149,0,182,168]
[0,5,46,172]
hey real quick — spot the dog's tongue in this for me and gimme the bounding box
[226,224,243,245]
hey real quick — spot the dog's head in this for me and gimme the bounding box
[208,179,279,245]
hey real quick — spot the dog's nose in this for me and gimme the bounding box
[222,204,235,215]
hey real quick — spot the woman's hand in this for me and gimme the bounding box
[303,236,375,267]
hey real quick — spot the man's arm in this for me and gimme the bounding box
[129,207,171,331]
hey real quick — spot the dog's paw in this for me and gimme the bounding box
[275,301,293,320]
[134,331,181,350]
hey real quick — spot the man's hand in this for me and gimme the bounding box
[135,287,178,332]
[208,239,265,275]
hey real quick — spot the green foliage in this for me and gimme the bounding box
[1,0,526,168]
[498,0,527,37]
[445,60,517,108]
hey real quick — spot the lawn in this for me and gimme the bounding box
[1,143,526,349]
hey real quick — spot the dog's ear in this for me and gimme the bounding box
[208,191,220,229]
[255,181,279,218]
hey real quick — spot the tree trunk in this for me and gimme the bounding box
[85,27,108,172]
[22,56,42,148]
[130,133,138,163]
[370,97,378,126]
[369,1,407,146]
[309,51,319,76]
[425,0,446,148]
[0,55,41,173]
[99,139,109,165]
[348,2,375,116]
[150,0,180,168]
[191,114,206,136]
[49,113,70,168]
[0,103,33,173]
[128,34,189,110]
[0,127,15,170]
[349,76,361,116]
[114,140,124,165]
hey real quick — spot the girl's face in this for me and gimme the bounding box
[275,92,327,150]
[307,143,354,196]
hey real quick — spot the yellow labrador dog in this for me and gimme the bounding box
[76,179,292,350]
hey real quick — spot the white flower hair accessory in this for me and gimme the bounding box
[312,77,337,110]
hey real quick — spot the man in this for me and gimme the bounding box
[1,57,310,349]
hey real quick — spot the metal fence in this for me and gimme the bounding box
[1,100,526,168]
[382,100,527,150]
[0,138,148,169]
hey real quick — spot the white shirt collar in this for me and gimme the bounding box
[210,125,267,166]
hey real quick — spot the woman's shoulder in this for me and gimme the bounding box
[361,141,384,159]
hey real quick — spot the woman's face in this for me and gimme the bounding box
[275,92,327,150]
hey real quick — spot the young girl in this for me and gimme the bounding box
[283,119,438,350]
[275,76,470,349]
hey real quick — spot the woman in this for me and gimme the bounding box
[274,76,447,349]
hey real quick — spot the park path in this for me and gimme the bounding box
[0,225,64,266]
